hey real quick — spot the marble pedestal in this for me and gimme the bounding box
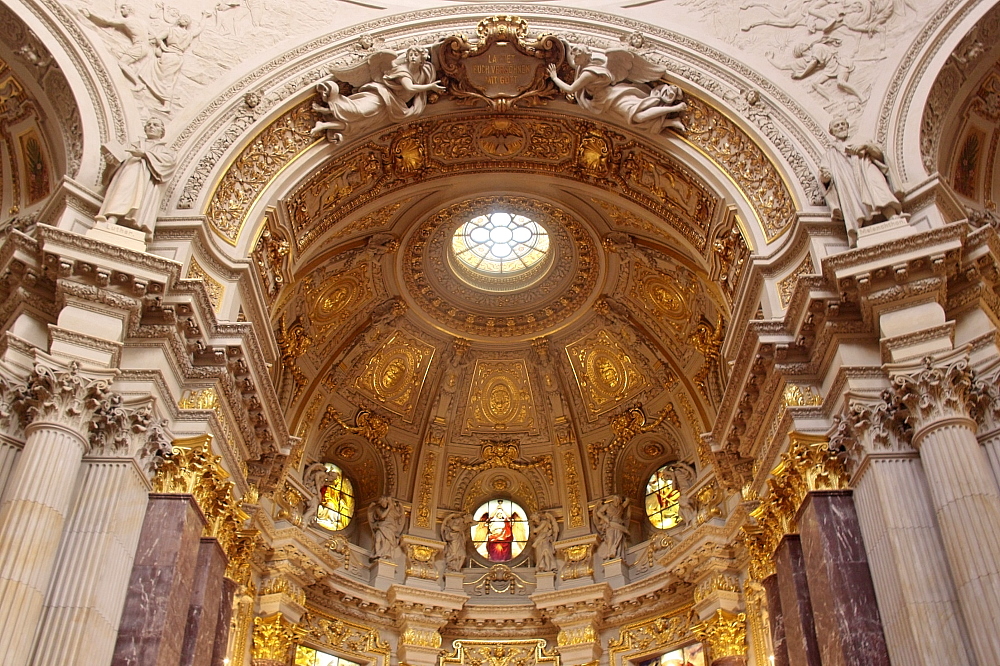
[535,571,555,592]
[762,574,789,666]
[210,577,238,666]
[112,494,207,666]
[371,559,398,591]
[601,558,628,587]
[180,538,227,666]
[774,535,820,666]
[798,491,890,666]
[444,571,465,592]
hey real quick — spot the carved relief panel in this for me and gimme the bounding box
[566,329,650,419]
[303,263,374,342]
[463,359,538,434]
[352,329,435,422]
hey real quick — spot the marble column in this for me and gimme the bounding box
[30,459,150,666]
[112,493,207,666]
[211,577,238,666]
[891,353,1000,664]
[180,538,228,666]
[773,535,820,666]
[761,574,789,666]
[797,490,890,666]
[0,362,111,666]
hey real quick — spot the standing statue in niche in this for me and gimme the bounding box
[312,46,446,144]
[820,117,902,246]
[367,496,405,560]
[593,495,631,561]
[441,512,473,572]
[80,4,152,87]
[547,45,686,133]
[96,117,177,234]
[530,511,559,573]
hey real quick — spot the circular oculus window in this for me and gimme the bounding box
[452,212,549,276]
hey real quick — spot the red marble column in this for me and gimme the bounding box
[797,490,890,666]
[211,577,238,666]
[774,535,821,666]
[180,538,228,666]
[112,494,206,666]
[761,573,789,666]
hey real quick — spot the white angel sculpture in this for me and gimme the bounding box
[548,44,686,133]
[312,46,445,144]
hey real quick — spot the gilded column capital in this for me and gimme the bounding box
[692,609,747,660]
[251,612,305,665]
[888,350,976,440]
[16,361,114,437]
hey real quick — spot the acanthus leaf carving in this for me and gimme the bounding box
[890,352,977,439]
[16,361,114,439]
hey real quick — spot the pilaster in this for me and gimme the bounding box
[251,612,305,666]
[532,582,610,664]
[388,584,467,666]
[692,609,747,666]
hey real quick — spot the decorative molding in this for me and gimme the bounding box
[692,609,747,660]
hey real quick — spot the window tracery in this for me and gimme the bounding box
[471,499,530,562]
[645,465,683,530]
[315,463,355,531]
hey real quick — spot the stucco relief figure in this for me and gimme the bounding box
[774,38,863,102]
[547,45,686,134]
[96,117,177,234]
[311,46,446,144]
[441,512,473,572]
[140,9,210,110]
[593,495,631,561]
[820,117,902,246]
[530,511,559,573]
[367,496,405,560]
[303,461,333,527]
[80,4,151,87]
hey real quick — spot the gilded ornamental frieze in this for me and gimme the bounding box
[566,329,650,419]
[352,329,435,422]
[442,639,559,666]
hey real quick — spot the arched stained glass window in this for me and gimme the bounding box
[645,465,682,530]
[471,499,530,562]
[315,463,355,531]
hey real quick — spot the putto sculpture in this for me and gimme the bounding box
[311,46,445,144]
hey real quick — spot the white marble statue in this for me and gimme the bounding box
[593,495,631,561]
[367,496,405,560]
[441,511,473,572]
[529,511,559,573]
[311,46,445,144]
[80,4,151,87]
[96,117,177,234]
[303,461,333,527]
[547,45,686,133]
[820,117,902,246]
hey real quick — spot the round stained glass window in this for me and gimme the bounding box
[471,499,530,562]
[645,465,682,530]
[452,212,549,275]
[315,463,355,531]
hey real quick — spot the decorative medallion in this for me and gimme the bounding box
[566,330,650,418]
[629,263,697,336]
[464,359,538,433]
[353,329,435,422]
[305,264,373,341]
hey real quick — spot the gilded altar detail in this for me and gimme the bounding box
[442,639,559,666]
[185,256,224,312]
[305,264,373,341]
[588,404,671,469]
[557,626,597,647]
[559,543,593,580]
[566,330,650,419]
[464,359,538,433]
[324,407,412,469]
[607,607,696,666]
[353,329,434,422]
[401,627,443,648]
[406,542,440,580]
[692,609,747,659]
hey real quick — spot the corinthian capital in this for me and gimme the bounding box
[888,349,975,437]
[830,390,911,462]
[89,397,171,475]
[16,361,114,436]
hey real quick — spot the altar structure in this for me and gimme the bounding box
[1,1,1000,665]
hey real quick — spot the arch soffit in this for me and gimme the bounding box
[160,9,837,254]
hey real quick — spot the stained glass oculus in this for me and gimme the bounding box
[452,212,549,275]
[645,465,682,530]
[315,463,355,531]
[471,499,530,562]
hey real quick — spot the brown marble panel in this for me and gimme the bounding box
[112,494,206,666]
[798,490,890,666]
[180,538,227,666]
[710,657,746,666]
[762,573,789,666]
[774,534,821,666]
[211,577,238,666]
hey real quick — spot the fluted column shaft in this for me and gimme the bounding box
[0,421,89,664]
[851,455,972,666]
[30,459,150,666]
[0,440,21,504]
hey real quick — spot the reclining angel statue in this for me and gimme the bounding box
[548,43,686,133]
[312,46,445,144]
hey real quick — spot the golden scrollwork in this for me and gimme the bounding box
[305,264,373,341]
[354,329,435,422]
[406,543,440,580]
[557,626,597,647]
[588,404,671,469]
[692,609,747,660]
[260,577,307,606]
[252,612,306,663]
[324,407,412,469]
[465,360,538,433]
[566,330,650,420]
[693,573,740,604]
[466,563,531,595]
[607,607,696,666]
[629,263,697,337]
[783,383,823,407]
[252,211,291,304]
[559,543,593,580]
[416,451,436,528]
[442,639,559,666]
[185,256,224,312]
[331,199,410,239]
[401,627,443,648]
[300,607,390,662]
[448,438,553,485]
[563,451,584,528]
[776,253,815,309]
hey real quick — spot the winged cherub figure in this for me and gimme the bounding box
[312,46,446,143]
[548,44,686,133]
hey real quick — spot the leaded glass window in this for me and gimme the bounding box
[315,463,355,531]
[471,499,529,562]
[645,465,682,530]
